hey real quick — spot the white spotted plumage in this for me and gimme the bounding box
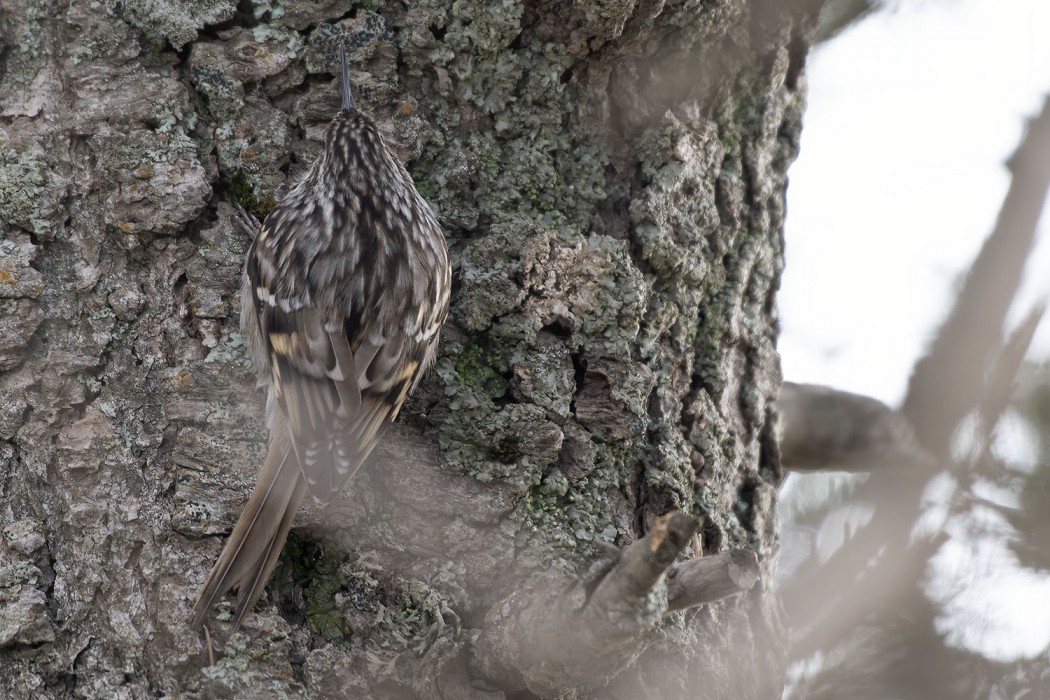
[193,48,450,629]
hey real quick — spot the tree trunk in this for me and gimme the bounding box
[0,0,816,697]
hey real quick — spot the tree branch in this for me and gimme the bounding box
[588,511,701,608]
[474,512,702,696]
[666,549,760,613]
[903,96,1050,456]
[776,382,934,473]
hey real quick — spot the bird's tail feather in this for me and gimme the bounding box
[192,430,306,628]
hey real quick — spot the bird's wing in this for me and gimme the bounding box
[194,226,418,625]
[249,257,417,501]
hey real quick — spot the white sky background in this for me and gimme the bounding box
[780,0,1050,406]
[778,0,1050,664]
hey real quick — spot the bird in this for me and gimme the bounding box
[192,47,451,629]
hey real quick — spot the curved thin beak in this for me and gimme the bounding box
[340,45,355,111]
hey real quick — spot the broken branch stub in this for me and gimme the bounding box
[474,512,701,696]
[666,549,760,613]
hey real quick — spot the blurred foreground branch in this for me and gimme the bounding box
[904,97,1050,458]
[475,512,759,696]
[781,95,1050,696]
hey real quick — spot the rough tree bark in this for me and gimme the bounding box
[0,0,817,697]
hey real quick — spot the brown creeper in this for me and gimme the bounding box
[192,48,451,628]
